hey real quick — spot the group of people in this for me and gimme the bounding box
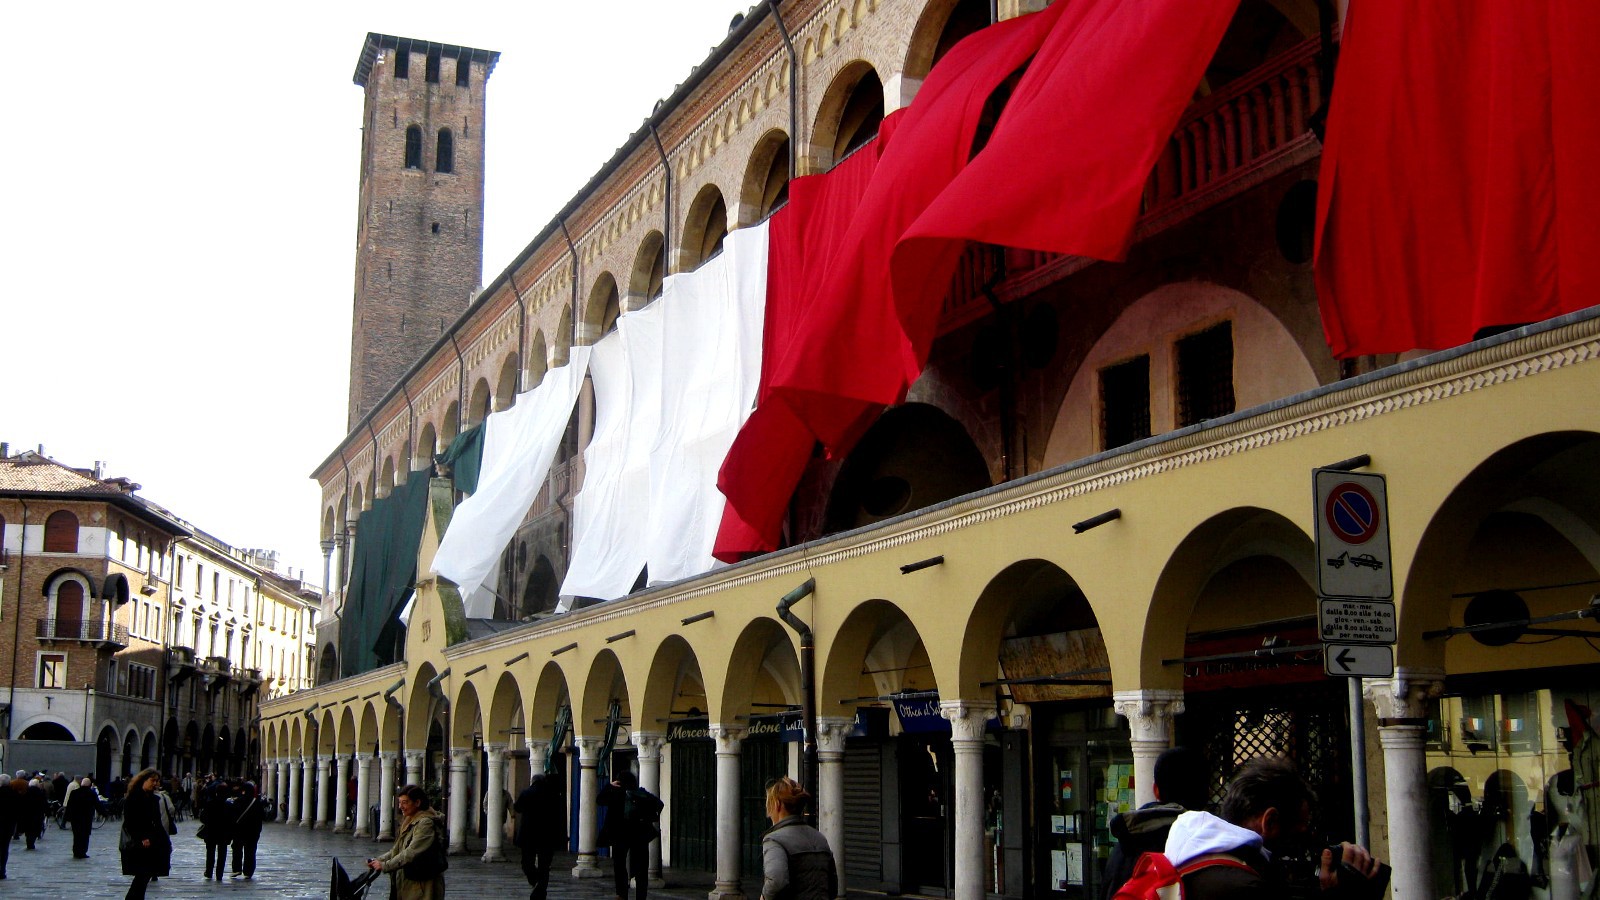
[0,769,110,877]
[116,768,267,900]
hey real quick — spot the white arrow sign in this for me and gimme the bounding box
[1323,643,1394,678]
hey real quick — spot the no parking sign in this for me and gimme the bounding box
[1314,469,1393,599]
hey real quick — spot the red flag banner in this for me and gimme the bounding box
[1314,0,1600,358]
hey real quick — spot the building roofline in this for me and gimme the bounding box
[0,488,193,539]
[315,7,775,481]
[354,33,500,86]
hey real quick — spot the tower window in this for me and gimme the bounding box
[393,48,409,80]
[436,129,454,174]
[1176,322,1235,427]
[1100,355,1151,450]
[404,126,423,169]
[455,53,471,87]
[44,510,79,553]
[426,47,441,84]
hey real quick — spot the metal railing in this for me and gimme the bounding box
[36,618,129,643]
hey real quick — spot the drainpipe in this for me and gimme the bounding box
[647,124,672,278]
[448,333,467,426]
[511,277,528,394]
[400,383,416,474]
[769,0,799,177]
[980,263,1016,482]
[558,219,581,346]
[6,500,27,739]
[776,578,818,805]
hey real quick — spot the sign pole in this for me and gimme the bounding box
[1348,675,1369,847]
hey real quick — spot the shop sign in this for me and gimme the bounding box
[1314,469,1394,600]
[892,696,950,733]
[1317,598,1397,645]
[746,714,802,742]
[1182,627,1325,692]
[667,718,710,742]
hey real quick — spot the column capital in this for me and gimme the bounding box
[1363,668,1445,721]
[402,749,425,765]
[710,723,747,753]
[939,701,996,743]
[816,717,853,756]
[485,742,507,762]
[573,736,604,763]
[1112,689,1185,744]
[378,750,398,762]
[318,757,334,773]
[448,746,474,768]
[525,736,543,754]
[631,731,666,759]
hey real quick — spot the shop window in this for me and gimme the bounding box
[436,129,454,174]
[1176,323,1236,427]
[1459,694,1498,753]
[1100,355,1151,450]
[1424,697,1448,751]
[1501,692,1542,754]
[43,510,79,552]
[38,652,67,688]
[404,126,423,170]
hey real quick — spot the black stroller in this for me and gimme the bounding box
[331,858,384,900]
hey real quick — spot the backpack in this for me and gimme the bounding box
[1112,851,1254,900]
[623,788,663,841]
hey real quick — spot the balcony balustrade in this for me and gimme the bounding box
[36,618,128,646]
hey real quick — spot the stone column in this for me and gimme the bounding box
[527,738,548,783]
[301,756,318,828]
[110,746,123,779]
[318,757,336,828]
[1365,669,1443,900]
[354,754,374,837]
[817,717,854,897]
[333,754,353,833]
[710,724,748,900]
[378,752,399,841]
[287,757,303,825]
[447,747,472,854]
[482,744,508,862]
[1112,689,1185,808]
[941,702,995,900]
[572,737,604,878]
[632,731,667,886]
[403,749,424,788]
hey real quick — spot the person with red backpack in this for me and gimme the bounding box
[1101,747,1210,899]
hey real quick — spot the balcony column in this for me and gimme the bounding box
[1366,670,1443,900]
[318,756,336,828]
[286,756,303,824]
[817,717,854,897]
[710,724,748,900]
[379,751,401,841]
[333,754,352,832]
[573,737,605,877]
[482,744,508,862]
[354,753,374,837]
[632,731,667,887]
[447,747,472,854]
[1112,689,1185,808]
[941,702,995,900]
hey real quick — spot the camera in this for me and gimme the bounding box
[1324,845,1391,900]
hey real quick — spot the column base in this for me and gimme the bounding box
[333,826,351,834]
[480,849,506,863]
[649,876,666,889]
[572,855,604,878]
[448,842,468,855]
[708,882,746,900]
[377,831,394,842]
[303,820,317,829]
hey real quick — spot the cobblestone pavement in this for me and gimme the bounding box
[3,820,730,900]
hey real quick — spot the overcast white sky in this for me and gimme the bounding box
[4,0,750,581]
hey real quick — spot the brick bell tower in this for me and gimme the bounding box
[348,34,499,428]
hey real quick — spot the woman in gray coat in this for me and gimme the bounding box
[760,778,837,900]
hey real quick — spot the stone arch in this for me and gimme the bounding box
[142,729,157,769]
[415,423,438,469]
[337,706,358,755]
[318,709,337,755]
[553,308,574,367]
[1142,507,1313,688]
[378,456,396,499]
[1400,431,1600,671]
[18,718,77,741]
[526,331,549,387]
[1044,282,1320,467]
[679,182,729,272]
[467,377,492,426]
[452,680,483,748]
[737,128,791,225]
[577,650,630,754]
[441,400,460,442]
[488,671,526,748]
[902,0,990,85]
[528,661,573,757]
[637,635,709,736]
[818,599,934,710]
[957,559,1111,701]
[824,402,992,535]
[405,661,442,750]
[810,61,884,172]
[323,505,338,544]
[495,353,520,411]
[358,702,380,757]
[718,618,801,725]
[584,272,622,343]
[123,727,140,776]
[629,232,666,308]
[289,718,303,757]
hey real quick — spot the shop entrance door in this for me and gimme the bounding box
[900,734,953,896]
[1041,739,1133,899]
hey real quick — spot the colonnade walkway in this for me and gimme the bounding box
[1,818,832,900]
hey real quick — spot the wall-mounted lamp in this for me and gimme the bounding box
[1072,509,1121,534]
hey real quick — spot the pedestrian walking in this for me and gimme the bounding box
[21,776,47,849]
[199,778,235,880]
[759,777,836,900]
[514,773,566,900]
[65,776,100,858]
[0,777,20,878]
[1101,746,1210,898]
[229,782,265,879]
[598,771,661,900]
[367,784,446,900]
[120,768,171,900]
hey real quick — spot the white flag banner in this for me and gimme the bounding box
[431,344,593,606]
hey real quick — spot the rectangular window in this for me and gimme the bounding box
[1100,355,1152,450]
[1176,322,1236,427]
[38,652,66,688]
[425,47,441,83]
[175,556,184,588]
[455,53,470,87]
[1501,692,1542,754]
[1460,694,1497,752]
[195,564,203,596]
[393,47,409,79]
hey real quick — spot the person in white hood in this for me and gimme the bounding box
[1163,756,1382,899]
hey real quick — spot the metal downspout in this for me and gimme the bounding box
[770,0,799,177]
[448,333,467,422]
[776,578,818,805]
[559,219,581,345]
[648,125,672,277]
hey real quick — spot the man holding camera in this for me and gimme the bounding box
[1164,756,1387,899]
